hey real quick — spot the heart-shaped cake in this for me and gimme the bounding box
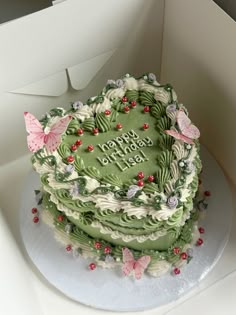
[25,73,205,278]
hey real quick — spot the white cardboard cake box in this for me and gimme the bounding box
[0,0,235,314]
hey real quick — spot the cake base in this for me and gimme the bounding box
[20,146,233,312]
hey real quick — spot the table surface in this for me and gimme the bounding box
[0,153,236,315]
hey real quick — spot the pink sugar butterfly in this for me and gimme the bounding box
[122,247,151,280]
[24,112,71,153]
[165,110,200,144]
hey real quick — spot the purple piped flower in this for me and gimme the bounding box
[127,185,140,199]
[105,255,115,263]
[65,164,75,174]
[70,182,80,197]
[72,101,83,110]
[166,104,177,113]
[115,79,124,88]
[148,73,156,81]
[186,248,194,257]
[167,195,178,209]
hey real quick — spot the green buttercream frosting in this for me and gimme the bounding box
[95,112,111,132]
[126,89,139,101]
[66,119,80,135]
[139,91,156,106]
[30,74,203,275]
[81,117,95,131]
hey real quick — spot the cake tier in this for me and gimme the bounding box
[29,73,202,276]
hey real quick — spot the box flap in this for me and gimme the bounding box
[0,0,146,94]
[10,49,116,96]
[10,70,67,96]
[67,49,116,91]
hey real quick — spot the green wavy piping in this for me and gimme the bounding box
[157,167,171,192]
[102,174,123,187]
[82,166,101,180]
[150,102,165,118]
[139,91,156,106]
[81,117,95,131]
[126,89,139,102]
[74,155,85,173]
[95,112,111,132]
[66,119,80,135]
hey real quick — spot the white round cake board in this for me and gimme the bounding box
[20,147,233,312]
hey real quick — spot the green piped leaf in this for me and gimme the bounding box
[158,150,173,168]
[139,91,156,106]
[126,89,139,102]
[156,116,172,131]
[81,117,95,131]
[66,119,80,135]
[82,166,101,180]
[74,155,85,173]
[157,167,171,192]
[95,112,111,132]
[150,102,165,118]
[57,143,71,159]
[158,133,175,150]
[102,174,123,187]
[110,108,119,122]
[143,182,160,194]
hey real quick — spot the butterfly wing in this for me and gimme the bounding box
[46,116,71,153]
[177,110,200,140]
[24,112,45,152]
[122,248,135,277]
[165,129,193,144]
[134,256,151,280]
[24,112,44,134]
[49,116,71,135]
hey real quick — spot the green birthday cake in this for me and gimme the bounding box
[25,73,206,278]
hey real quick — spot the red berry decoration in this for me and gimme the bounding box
[199,227,205,234]
[94,241,102,249]
[87,145,94,152]
[143,123,149,130]
[147,175,154,182]
[197,238,204,246]
[116,123,122,130]
[180,252,188,260]
[93,128,99,135]
[66,245,72,252]
[75,139,82,146]
[137,172,145,179]
[71,144,77,151]
[77,128,84,135]
[67,155,74,163]
[89,262,96,270]
[143,106,150,113]
[31,207,38,214]
[137,180,144,187]
[130,101,137,108]
[204,191,211,197]
[104,246,111,254]
[33,216,39,223]
[57,215,64,222]
[173,267,181,275]
[122,96,128,103]
[173,247,180,254]
[124,105,130,113]
[104,109,111,115]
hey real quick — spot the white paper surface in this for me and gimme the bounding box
[0,210,43,315]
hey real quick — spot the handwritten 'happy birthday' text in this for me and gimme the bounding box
[96,129,153,172]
